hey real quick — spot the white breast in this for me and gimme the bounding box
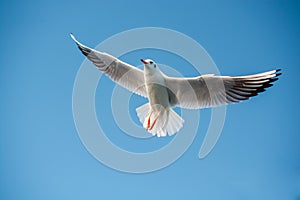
[144,71,169,109]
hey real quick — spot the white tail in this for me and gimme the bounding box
[136,103,184,137]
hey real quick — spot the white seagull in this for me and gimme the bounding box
[71,34,281,137]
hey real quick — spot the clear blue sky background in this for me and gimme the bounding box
[0,0,299,199]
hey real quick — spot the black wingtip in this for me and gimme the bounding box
[256,88,266,93]
[269,77,279,83]
[69,34,92,56]
[275,69,282,77]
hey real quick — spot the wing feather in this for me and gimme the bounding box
[71,34,147,97]
[165,69,281,109]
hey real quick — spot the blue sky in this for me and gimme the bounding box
[1,0,299,199]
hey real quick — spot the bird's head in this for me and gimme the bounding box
[141,59,158,73]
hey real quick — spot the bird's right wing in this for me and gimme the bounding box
[71,34,147,97]
[165,69,281,109]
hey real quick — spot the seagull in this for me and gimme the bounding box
[70,34,281,137]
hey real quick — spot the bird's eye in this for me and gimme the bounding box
[149,61,153,64]
[154,64,156,68]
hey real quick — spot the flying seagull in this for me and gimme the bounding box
[70,34,281,137]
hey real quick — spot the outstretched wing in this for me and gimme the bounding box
[71,34,147,97]
[165,69,281,109]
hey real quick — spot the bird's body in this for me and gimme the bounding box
[139,59,184,136]
[71,34,281,137]
[144,62,169,109]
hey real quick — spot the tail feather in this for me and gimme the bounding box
[136,103,184,137]
[166,109,184,136]
[136,103,150,125]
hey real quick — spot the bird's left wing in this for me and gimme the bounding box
[165,69,281,109]
[71,34,147,97]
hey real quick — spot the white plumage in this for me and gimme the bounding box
[71,34,281,137]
